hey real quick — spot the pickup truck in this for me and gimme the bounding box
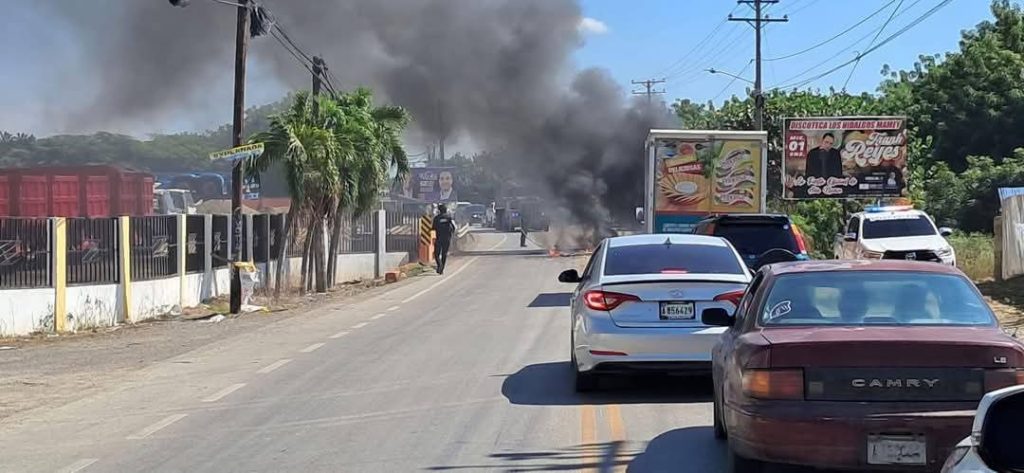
[834,205,956,265]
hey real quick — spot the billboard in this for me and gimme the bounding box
[393,167,458,203]
[652,137,764,233]
[783,117,908,199]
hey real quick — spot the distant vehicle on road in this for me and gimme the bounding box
[835,205,956,266]
[692,214,809,269]
[459,204,487,225]
[557,233,752,392]
[704,260,1024,472]
[942,385,1024,473]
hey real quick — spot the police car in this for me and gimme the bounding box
[834,205,956,265]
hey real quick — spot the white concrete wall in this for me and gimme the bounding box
[0,288,55,337]
[283,252,407,286]
[131,277,181,322]
[66,284,119,332]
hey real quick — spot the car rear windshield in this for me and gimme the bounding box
[713,221,799,256]
[759,271,995,326]
[603,243,745,276]
[862,215,936,239]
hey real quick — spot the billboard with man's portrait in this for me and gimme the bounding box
[405,167,458,203]
[783,117,908,199]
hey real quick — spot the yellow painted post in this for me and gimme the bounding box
[52,217,67,333]
[178,214,187,310]
[119,216,132,324]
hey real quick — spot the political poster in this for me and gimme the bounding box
[783,117,908,199]
[409,167,458,203]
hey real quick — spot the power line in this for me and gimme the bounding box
[729,0,788,130]
[786,0,823,16]
[711,60,754,102]
[842,0,905,90]
[654,4,742,78]
[631,78,667,104]
[664,25,749,85]
[772,0,925,87]
[774,0,954,90]
[765,0,900,61]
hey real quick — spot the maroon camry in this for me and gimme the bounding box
[704,260,1024,472]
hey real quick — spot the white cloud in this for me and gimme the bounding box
[578,17,609,35]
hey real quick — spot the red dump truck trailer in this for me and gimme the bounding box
[0,165,154,217]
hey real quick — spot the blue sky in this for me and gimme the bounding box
[0,0,998,136]
[574,0,993,105]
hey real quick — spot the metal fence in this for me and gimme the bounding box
[252,214,269,262]
[211,215,230,268]
[339,212,377,254]
[67,218,119,285]
[386,209,419,262]
[184,215,206,273]
[269,214,285,261]
[130,215,177,281]
[0,218,51,288]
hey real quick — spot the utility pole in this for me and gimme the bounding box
[229,0,251,314]
[631,79,666,105]
[311,56,324,112]
[729,0,787,131]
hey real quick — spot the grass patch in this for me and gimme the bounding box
[949,233,994,281]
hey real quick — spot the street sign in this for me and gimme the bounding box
[209,143,265,161]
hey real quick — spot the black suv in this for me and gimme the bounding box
[692,214,810,269]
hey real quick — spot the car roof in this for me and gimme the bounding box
[764,259,963,276]
[700,213,791,223]
[605,233,729,248]
[854,209,927,219]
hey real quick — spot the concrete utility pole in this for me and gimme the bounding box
[631,79,666,105]
[311,56,324,115]
[729,0,787,131]
[229,0,251,314]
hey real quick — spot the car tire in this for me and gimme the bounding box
[728,449,764,473]
[713,387,727,440]
[575,369,599,392]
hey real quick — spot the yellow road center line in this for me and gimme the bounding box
[606,404,627,473]
[580,404,598,473]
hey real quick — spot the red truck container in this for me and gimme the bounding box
[0,165,154,217]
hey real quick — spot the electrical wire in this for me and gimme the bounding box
[712,60,753,103]
[765,0,900,61]
[269,28,338,97]
[654,4,742,79]
[665,24,750,85]
[773,0,954,90]
[772,0,926,87]
[842,0,905,90]
[786,0,823,16]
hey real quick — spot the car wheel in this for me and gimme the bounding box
[728,449,764,473]
[713,386,727,440]
[575,368,599,392]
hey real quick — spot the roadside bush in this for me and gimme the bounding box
[948,233,994,281]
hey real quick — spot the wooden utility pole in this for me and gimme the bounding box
[229,0,251,314]
[631,79,666,105]
[729,0,787,131]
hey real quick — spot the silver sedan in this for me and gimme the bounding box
[558,233,751,391]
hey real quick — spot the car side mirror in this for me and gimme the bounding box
[977,385,1024,471]
[702,308,734,327]
[558,269,581,283]
[843,232,858,242]
[939,227,953,237]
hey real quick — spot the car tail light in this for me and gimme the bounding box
[583,290,640,311]
[714,289,745,307]
[791,224,808,254]
[983,368,1024,392]
[742,369,804,400]
[589,350,628,356]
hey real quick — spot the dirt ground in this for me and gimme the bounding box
[978,277,1024,337]
[0,268,428,422]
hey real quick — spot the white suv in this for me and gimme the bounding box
[834,206,956,265]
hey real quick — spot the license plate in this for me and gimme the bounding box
[659,302,694,320]
[867,435,926,465]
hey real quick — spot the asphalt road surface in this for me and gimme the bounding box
[1,229,828,473]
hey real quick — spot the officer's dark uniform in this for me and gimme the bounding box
[432,208,456,274]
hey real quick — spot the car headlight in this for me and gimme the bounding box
[936,247,954,258]
[940,444,971,473]
[862,249,884,259]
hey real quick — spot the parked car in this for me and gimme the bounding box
[834,205,956,265]
[557,233,752,392]
[704,260,1024,472]
[941,385,1024,472]
[460,204,487,225]
[692,214,810,269]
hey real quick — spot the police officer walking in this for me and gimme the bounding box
[432,203,457,275]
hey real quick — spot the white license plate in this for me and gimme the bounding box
[867,435,926,465]
[659,302,694,320]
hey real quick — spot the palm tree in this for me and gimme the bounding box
[246,91,344,296]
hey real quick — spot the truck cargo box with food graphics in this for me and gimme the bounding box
[641,130,768,234]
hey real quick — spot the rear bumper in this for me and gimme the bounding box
[727,402,974,471]
[575,314,725,373]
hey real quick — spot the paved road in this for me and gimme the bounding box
[1,229,819,473]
